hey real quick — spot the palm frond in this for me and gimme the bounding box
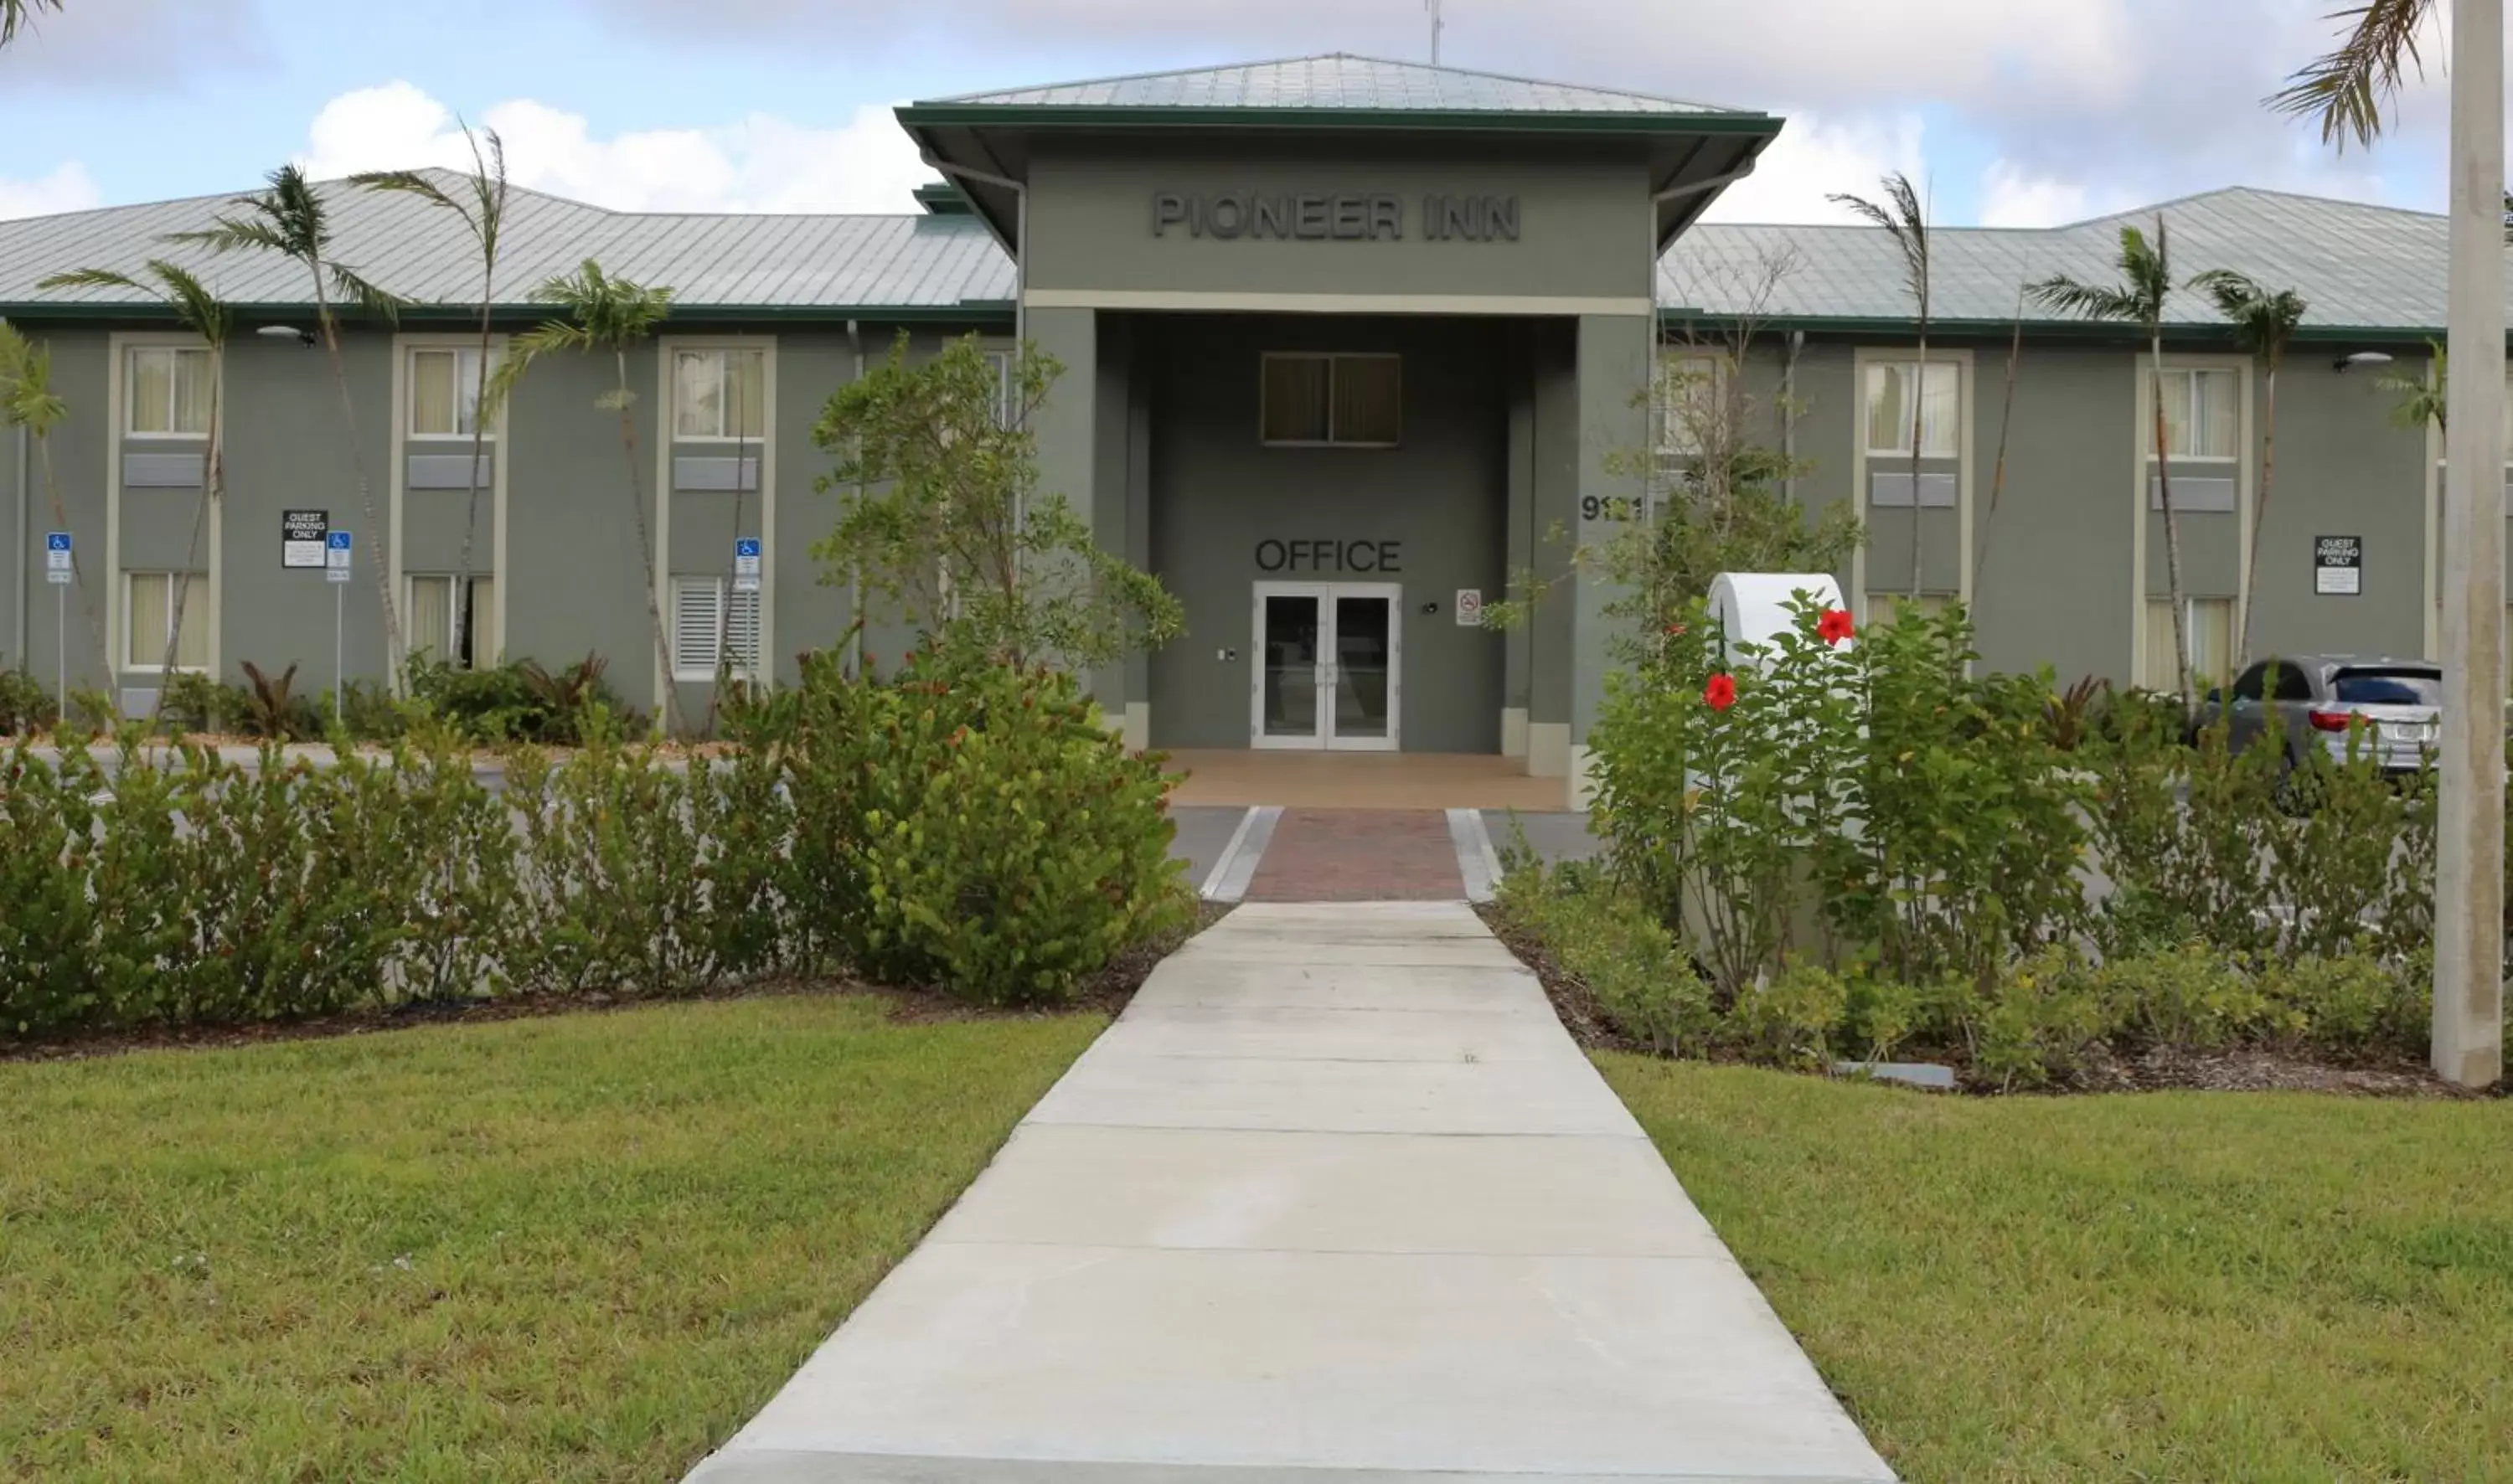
[1829,172,1929,315]
[467,124,510,261]
[2187,267,2261,322]
[36,265,147,293]
[2027,275,2138,322]
[146,260,235,344]
[350,169,463,215]
[2267,0,2437,151]
[163,214,292,257]
[0,0,65,46]
[329,263,405,324]
[0,322,69,435]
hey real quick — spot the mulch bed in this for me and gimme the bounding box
[1473,903,2494,1100]
[1,901,1234,1067]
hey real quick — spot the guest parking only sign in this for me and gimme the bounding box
[2314,535,2361,596]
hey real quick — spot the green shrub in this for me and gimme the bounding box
[2263,954,2424,1054]
[385,722,525,1002]
[0,660,54,736]
[0,740,103,1033]
[235,661,322,741]
[1732,960,1855,1068]
[1494,853,1709,1055]
[1963,946,2117,1090]
[157,670,245,735]
[2095,942,2276,1050]
[406,652,637,746]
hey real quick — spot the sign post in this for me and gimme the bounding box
[734,538,762,684]
[45,532,71,722]
[326,531,353,724]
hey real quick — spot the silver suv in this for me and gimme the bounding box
[2198,655,2439,775]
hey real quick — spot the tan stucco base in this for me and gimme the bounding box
[1526,722,1571,779]
[1569,744,1600,812]
[1501,707,1530,760]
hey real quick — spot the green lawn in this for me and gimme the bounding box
[1602,1059,2513,1483]
[1,997,1104,1483]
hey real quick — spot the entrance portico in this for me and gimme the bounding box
[899,55,1783,807]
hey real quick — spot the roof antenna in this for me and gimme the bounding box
[1426,0,1442,64]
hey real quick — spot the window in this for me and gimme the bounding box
[2142,596,2234,689]
[1864,360,1960,458]
[410,347,493,439]
[1655,352,1727,458]
[2151,368,2239,460]
[2331,667,2442,706]
[405,575,498,669]
[1261,353,1401,446]
[1866,591,1955,627]
[670,575,761,681]
[124,571,209,671]
[125,346,212,436]
[673,348,766,441]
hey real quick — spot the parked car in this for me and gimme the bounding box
[2195,655,2443,775]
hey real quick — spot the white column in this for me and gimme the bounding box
[2434,0,2506,1089]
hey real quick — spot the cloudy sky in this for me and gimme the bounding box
[0,0,2471,228]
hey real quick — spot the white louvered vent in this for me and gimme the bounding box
[671,577,722,678]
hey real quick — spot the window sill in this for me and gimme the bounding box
[122,431,209,443]
[673,435,766,446]
[407,433,498,444]
[1260,440,1403,451]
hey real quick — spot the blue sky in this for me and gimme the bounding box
[0,0,2459,228]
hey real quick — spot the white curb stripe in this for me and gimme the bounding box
[1446,806,1504,904]
[1199,805,1281,903]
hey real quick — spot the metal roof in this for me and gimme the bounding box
[0,170,1014,319]
[926,53,1744,116]
[0,173,2474,338]
[1664,188,2469,337]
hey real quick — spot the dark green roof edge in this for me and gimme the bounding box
[894,103,1778,136]
[0,301,1017,326]
[1663,311,2453,346]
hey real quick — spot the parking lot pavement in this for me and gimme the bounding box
[1484,809,1603,868]
[1167,806,1252,893]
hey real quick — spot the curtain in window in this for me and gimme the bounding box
[1262,356,1331,442]
[2140,598,2181,690]
[406,576,453,660]
[126,573,169,667]
[173,349,213,435]
[1865,363,1958,456]
[468,577,498,667]
[1870,592,1951,628]
[2189,371,2237,459]
[128,350,172,435]
[727,350,765,439]
[1333,356,1401,445]
[411,352,457,437]
[675,352,724,438]
[2187,597,2233,686]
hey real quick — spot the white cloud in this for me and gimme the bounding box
[1700,112,1926,225]
[1977,162,2092,229]
[297,82,931,214]
[0,162,102,221]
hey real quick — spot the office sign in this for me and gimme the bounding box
[2314,534,2361,596]
[1253,538,1402,574]
[325,529,353,584]
[282,509,329,569]
[45,531,70,585]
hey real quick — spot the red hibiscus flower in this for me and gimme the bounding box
[1704,673,1736,712]
[1664,621,1688,636]
[1817,608,1855,647]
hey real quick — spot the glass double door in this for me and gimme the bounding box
[1251,581,1401,750]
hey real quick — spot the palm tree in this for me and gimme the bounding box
[2031,219,2197,707]
[2268,0,2436,147]
[37,261,234,695]
[2190,271,2308,667]
[2378,338,2448,434]
[0,322,110,693]
[489,259,684,734]
[164,165,407,670]
[1829,173,1932,602]
[354,126,511,669]
[0,0,62,47]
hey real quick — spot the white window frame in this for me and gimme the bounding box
[986,348,1015,430]
[121,570,209,673]
[406,345,497,441]
[123,345,212,439]
[1862,358,1961,459]
[1259,352,1402,449]
[2149,366,2241,463]
[669,575,762,683]
[673,348,766,443]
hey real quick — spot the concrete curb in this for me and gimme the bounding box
[1199,806,1280,903]
[1446,806,1504,904]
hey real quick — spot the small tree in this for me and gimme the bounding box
[166,165,408,669]
[1487,245,1858,659]
[37,261,233,695]
[811,333,1183,673]
[0,322,111,692]
[2032,219,2197,707]
[355,126,511,669]
[1830,173,1932,601]
[2190,269,2308,666]
[489,259,684,734]
[2380,338,2448,435]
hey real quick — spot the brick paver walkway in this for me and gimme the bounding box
[1243,808,1464,902]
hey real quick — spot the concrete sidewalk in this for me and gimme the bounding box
[686,904,1895,1484]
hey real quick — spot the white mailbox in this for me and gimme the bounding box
[1705,571,1849,669]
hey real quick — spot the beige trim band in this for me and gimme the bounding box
[1022,287,1655,317]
